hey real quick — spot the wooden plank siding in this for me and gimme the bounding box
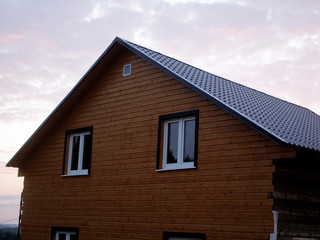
[273,157,320,239]
[18,49,294,240]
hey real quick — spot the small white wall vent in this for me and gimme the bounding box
[123,64,132,76]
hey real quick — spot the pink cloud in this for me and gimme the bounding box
[0,34,25,44]
[1,0,320,223]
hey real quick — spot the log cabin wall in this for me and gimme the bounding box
[18,48,294,240]
[273,153,320,240]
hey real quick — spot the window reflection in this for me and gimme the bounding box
[167,122,179,164]
[183,119,195,163]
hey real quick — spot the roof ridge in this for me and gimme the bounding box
[118,37,320,151]
[8,37,320,168]
[120,38,315,115]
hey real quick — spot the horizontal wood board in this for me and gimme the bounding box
[18,49,294,240]
[273,158,320,239]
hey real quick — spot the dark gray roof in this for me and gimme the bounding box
[7,37,320,168]
[117,37,320,152]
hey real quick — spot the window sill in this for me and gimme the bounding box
[156,167,196,172]
[61,173,89,177]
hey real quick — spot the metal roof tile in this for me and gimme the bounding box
[120,38,320,151]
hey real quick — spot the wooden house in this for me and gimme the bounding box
[7,37,320,240]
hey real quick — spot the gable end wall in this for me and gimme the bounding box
[18,49,294,240]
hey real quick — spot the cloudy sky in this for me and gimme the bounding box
[1,0,320,224]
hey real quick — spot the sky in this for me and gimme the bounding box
[1,0,320,224]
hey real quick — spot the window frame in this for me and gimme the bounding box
[55,231,77,240]
[62,127,93,176]
[157,110,199,171]
[51,227,79,240]
[163,231,206,240]
[162,116,196,170]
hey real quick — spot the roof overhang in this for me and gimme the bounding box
[6,37,126,168]
[8,37,319,168]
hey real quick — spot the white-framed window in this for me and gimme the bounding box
[162,116,196,170]
[56,231,77,240]
[163,231,205,240]
[62,127,93,176]
[67,131,91,175]
[169,238,202,240]
[52,227,78,240]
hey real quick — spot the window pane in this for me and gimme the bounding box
[70,233,77,240]
[57,233,66,240]
[167,122,179,164]
[82,134,92,170]
[170,238,201,240]
[183,119,195,163]
[71,136,80,170]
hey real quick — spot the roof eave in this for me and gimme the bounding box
[6,37,125,168]
[116,38,287,146]
[8,37,319,168]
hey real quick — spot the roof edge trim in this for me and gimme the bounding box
[6,37,124,168]
[116,38,287,146]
